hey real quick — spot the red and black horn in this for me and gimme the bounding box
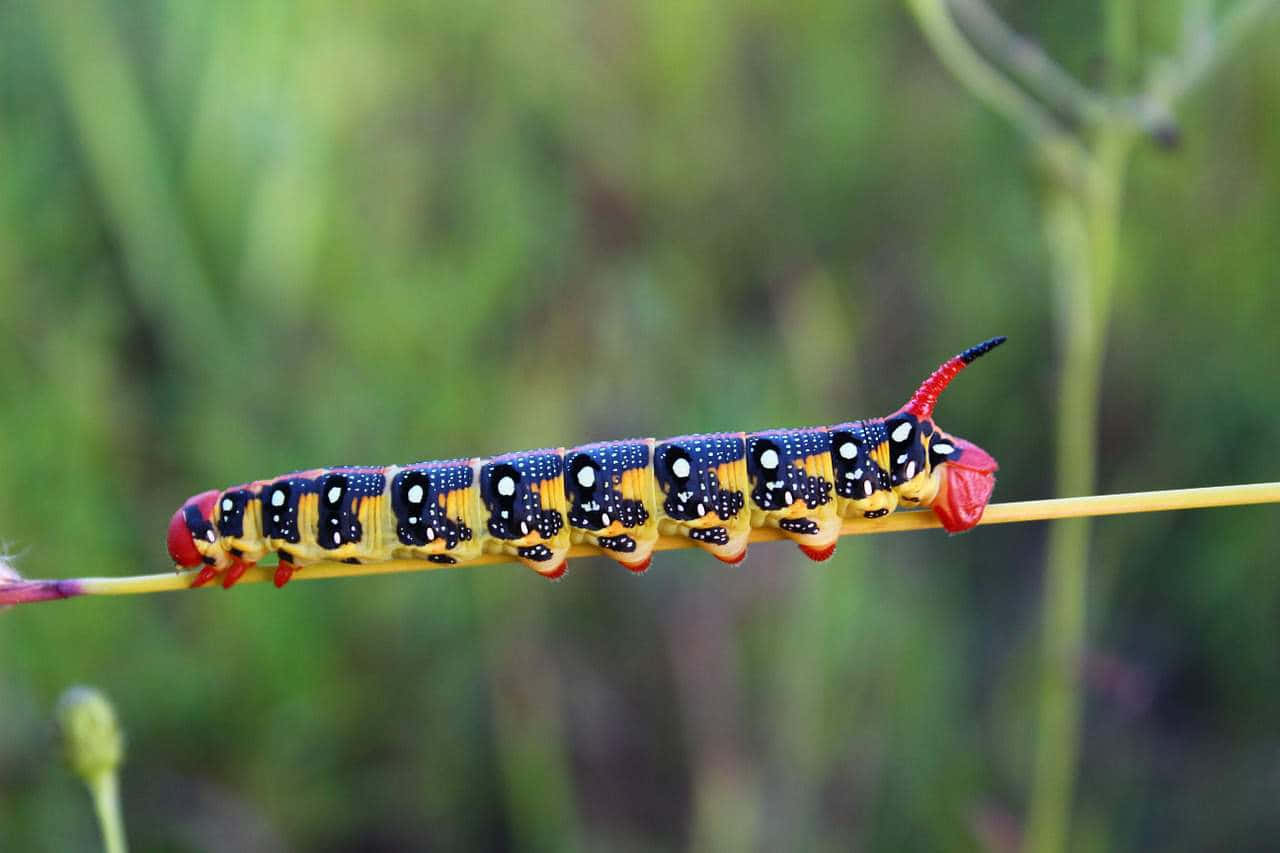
[903,336,1006,419]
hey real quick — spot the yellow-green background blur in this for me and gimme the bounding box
[2,1,1278,850]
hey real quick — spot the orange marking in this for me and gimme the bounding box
[622,555,652,573]
[715,549,748,565]
[542,561,568,580]
[799,543,837,562]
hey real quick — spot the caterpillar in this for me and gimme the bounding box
[168,337,1005,589]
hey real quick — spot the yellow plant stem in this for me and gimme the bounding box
[33,482,1273,600]
[88,771,127,853]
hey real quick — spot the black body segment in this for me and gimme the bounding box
[745,428,840,553]
[563,439,659,570]
[389,460,476,559]
[478,449,570,574]
[652,433,750,560]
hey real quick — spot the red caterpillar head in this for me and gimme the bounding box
[167,490,221,568]
[895,336,1004,533]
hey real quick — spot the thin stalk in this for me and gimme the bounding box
[1164,0,1280,101]
[904,0,1074,148]
[3,483,1277,607]
[89,772,128,853]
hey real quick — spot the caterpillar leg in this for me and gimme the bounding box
[516,543,571,579]
[780,516,841,562]
[597,535,653,573]
[190,564,220,588]
[273,560,298,588]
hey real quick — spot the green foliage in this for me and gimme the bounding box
[1,1,1278,848]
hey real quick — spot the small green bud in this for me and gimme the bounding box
[55,686,124,782]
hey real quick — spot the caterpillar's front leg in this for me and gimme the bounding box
[168,486,273,589]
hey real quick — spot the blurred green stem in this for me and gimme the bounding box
[36,0,216,364]
[89,771,128,853]
[1027,125,1133,853]
[906,1,1277,850]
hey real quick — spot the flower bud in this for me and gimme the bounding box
[55,686,124,781]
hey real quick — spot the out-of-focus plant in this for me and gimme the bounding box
[904,1,1279,850]
[56,686,128,853]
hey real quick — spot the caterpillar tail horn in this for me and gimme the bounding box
[899,336,1005,533]
[903,336,1006,419]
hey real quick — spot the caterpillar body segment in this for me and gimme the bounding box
[829,420,898,521]
[479,450,571,577]
[653,433,752,563]
[746,429,841,561]
[386,460,482,565]
[166,337,1006,587]
[564,440,659,572]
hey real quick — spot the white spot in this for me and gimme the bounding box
[845,472,857,480]
[425,527,435,541]
[273,514,280,523]
[520,520,529,535]
[600,512,610,526]
[854,468,863,479]
[905,461,916,479]
[497,476,515,497]
[672,457,691,478]
[760,448,779,469]
[864,480,873,496]
[271,490,285,507]
[408,516,417,524]
[221,498,233,512]
[933,442,954,456]
[897,453,908,464]
[696,502,706,517]
[838,442,857,460]
[331,518,338,525]
[333,531,342,545]
[206,529,216,542]
[327,486,342,504]
[577,466,596,488]
[407,484,424,504]
[784,490,793,505]
[891,422,912,443]
[501,510,509,518]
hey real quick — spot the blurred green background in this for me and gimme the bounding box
[2,0,1279,849]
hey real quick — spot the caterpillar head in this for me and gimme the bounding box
[894,337,1004,533]
[167,490,222,568]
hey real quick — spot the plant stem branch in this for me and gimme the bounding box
[1164,0,1280,102]
[89,772,128,853]
[3,483,1277,607]
[946,0,1107,126]
[904,0,1076,148]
